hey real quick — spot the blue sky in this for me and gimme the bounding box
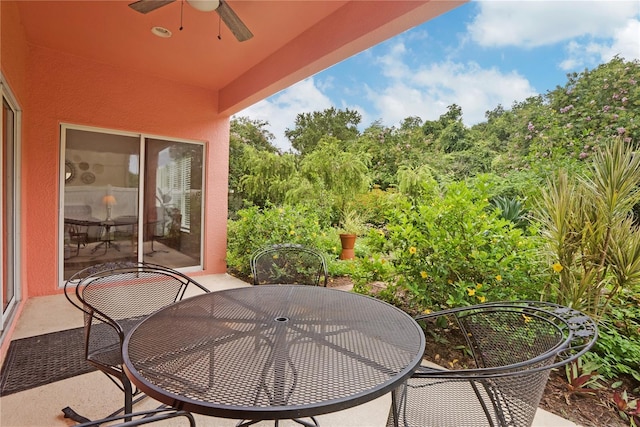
[238,1,640,151]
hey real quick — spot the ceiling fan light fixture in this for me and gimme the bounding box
[186,0,220,12]
[151,26,172,38]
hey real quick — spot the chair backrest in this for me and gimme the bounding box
[416,301,597,374]
[456,308,564,369]
[250,243,328,286]
[390,302,597,427]
[64,261,209,369]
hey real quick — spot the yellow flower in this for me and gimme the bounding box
[272,254,279,259]
[476,283,483,289]
[420,271,428,279]
[447,279,453,285]
[289,230,296,235]
[423,308,432,314]
[409,246,417,254]
[467,288,476,296]
[478,295,486,303]
[522,314,532,323]
[552,262,563,273]
[495,275,502,282]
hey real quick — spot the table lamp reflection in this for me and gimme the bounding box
[103,194,117,220]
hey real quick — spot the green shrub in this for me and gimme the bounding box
[380,180,544,308]
[226,204,327,277]
[584,291,640,381]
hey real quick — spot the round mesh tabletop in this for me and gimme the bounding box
[123,285,425,420]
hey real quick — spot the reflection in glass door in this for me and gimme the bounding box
[61,126,204,281]
[63,128,140,280]
[2,89,19,331]
[144,139,202,267]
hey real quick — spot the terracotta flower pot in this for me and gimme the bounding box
[339,233,357,260]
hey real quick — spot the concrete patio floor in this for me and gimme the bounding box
[0,274,580,426]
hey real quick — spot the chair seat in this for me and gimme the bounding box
[388,371,551,427]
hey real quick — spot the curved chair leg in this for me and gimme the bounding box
[237,418,319,427]
[71,408,196,427]
[293,417,319,427]
[62,407,91,424]
[62,373,147,424]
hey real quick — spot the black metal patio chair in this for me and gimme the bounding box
[251,243,328,286]
[386,301,598,427]
[245,244,328,427]
[62,261,209,424]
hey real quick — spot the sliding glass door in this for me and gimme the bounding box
[61,126,204,281]
[143,138,203,268]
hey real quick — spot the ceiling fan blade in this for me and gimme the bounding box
[129,0,176,14]
[216,0,253,42]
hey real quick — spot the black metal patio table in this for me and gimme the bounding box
[122,285,425,424]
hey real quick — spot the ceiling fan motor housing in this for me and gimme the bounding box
[187,0,220,12]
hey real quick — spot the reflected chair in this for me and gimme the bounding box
[73,408,196,427]
[63,261,210,424]
[145,219,169,256]
[251,243,328,286]
[64,220,91,258]
[386,301,598,427]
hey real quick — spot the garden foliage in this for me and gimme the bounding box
[227,57,640,390]
[364,179,543,311]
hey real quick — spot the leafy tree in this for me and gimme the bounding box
[239,147,298,208]
[299,137,369,219]
[229,117,279,216]
[397,164,439,201]
[230,116,278,153]
[285,107,362,155]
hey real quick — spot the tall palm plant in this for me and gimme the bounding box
[534,138,640,318]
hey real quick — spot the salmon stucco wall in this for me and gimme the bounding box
[23,45,229,297]
[1,1,29,103]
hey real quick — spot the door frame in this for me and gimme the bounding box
[59,123,206,286]
[0,75,23,333]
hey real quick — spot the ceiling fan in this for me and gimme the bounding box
[128,0,253,42]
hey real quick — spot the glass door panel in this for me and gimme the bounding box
[143,138,203,268]
[63,128,140,280]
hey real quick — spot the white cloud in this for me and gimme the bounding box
[560,18,640,69]
[366,45,537,127]
[468,0,640,48]
[236,78,333,151]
